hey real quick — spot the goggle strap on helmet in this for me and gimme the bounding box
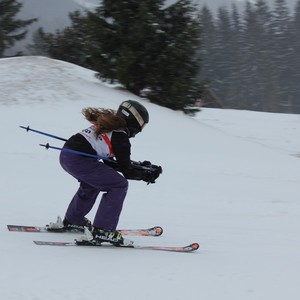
[121,101,146,128]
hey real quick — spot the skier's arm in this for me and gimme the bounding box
[111,132,145,180]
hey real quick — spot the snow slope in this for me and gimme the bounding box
[0,56,300,300]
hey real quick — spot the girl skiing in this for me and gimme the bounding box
[49,100,161,246]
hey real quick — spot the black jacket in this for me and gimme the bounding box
[64,131,145,180]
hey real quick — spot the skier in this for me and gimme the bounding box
[48,100,162,246]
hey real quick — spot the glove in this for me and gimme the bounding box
[142,165,162,184]
[140,160,152,167]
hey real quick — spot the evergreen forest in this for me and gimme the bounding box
[199,0,300,113]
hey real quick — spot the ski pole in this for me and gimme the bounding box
[21,126,161,173]
[20,126,67,142]
[40,143,114,161]
[39,143,155,172]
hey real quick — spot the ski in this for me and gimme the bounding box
[7,224,163,237]
[33,240,199,253]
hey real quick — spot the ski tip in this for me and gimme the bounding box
[189,243,200,251]
[152,226,163,236]
[7,224,18,229]
[7,225,41,232]
[7,225,27,232]
[33,241,44,245]
[33,240,75,246]
[179,243,199,252]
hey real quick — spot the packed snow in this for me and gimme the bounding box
[0,56,299,300]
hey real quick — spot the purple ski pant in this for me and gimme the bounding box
[59,149,128,231]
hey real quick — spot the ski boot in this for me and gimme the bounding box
[47,216,92,232]
[76,227,133,247]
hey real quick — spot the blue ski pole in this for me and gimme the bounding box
[39,143,157,172]
[21,126,162,173]
[40,143,111,161]
[20,126,67,142]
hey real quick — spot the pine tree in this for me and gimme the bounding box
[198,4,243,109]
[0,0,36,57]
[270,0,293,112]
[290,0,300,112]
[239,0,279,111]
[197,6,217,87]
[36,0,203,112]
[227,3,245,108]
[145,0,203,110]
[94,0,166,95]
[255,0,280,112]
[34,11,90,65]
[210,6,235,107]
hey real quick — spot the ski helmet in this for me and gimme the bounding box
[117,100,149,137]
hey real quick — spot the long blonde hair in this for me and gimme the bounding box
[82,107,127,135]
